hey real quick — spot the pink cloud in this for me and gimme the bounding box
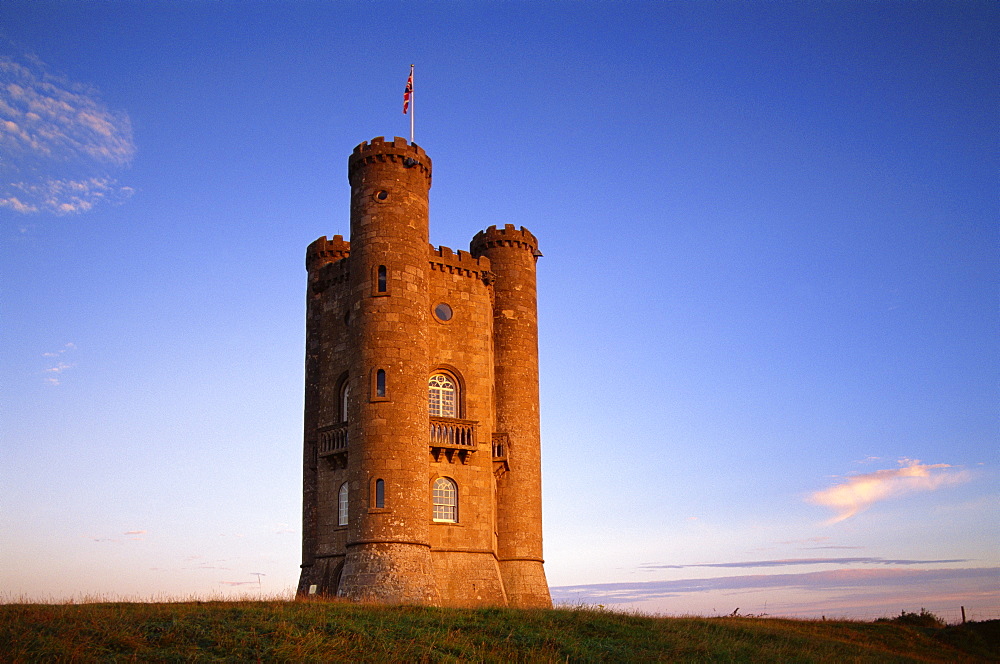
[808,459,971,523]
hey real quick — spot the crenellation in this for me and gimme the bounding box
[470,224,538,257]
[430,244,492,281]
[348,137,432,185]
[307,234,351,272]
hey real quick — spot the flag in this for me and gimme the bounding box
[403,68,413,114]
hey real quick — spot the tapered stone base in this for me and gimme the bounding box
[337,542,441,604]
[499,559,552,608]
[430,551,508,607]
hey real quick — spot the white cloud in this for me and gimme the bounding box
[0,195,36,213]
[808,459,972,523]
[0,53,135,216]
[6,177,133,215]
[42,342,75,358]
[41,343,77,384]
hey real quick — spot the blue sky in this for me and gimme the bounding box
[1,1,997,619]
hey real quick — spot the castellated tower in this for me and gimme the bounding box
[297,137,551,607]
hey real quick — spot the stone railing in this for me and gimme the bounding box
[318,424,348,457]
[429,417,477,448]
[429,417,477,464]
[491,432,510,477]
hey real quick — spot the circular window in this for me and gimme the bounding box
[433,303,453,322]
[375,190,388,201]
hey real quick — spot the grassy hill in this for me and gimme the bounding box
[2,600,997,662]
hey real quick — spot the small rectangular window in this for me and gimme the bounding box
[376,369,386,398]
[338,483,348,526]
[375,479,385,509]
[377,265,387,293]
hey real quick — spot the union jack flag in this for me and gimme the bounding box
[403,68,413,114]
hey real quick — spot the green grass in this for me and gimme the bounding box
[1,600,996,662]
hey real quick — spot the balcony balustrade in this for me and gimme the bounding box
[317,420,480,466]
[317,423,348,468]
[429,417,477,464]
[491,432,510,477]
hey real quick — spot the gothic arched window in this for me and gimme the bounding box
[432,477,458,523]
[339,381,350,423]
[428,373,457,418]
[338,483,348,526]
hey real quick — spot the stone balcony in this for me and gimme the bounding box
[318,419,479,466]
[491,432,510,477]
[317,423,348,468]
[429,417,477,464]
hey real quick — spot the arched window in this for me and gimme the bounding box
[338,483,348,526]
[376,369,387,398]
[428,373,457,418]
[339,381,350,423]
[375,479,385,509]
[432,477,458,523]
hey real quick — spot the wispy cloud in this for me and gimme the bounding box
[808,459,972,523]
[85,528,147,543]
[41,343,76,385]
[776,537,830,546]
[181,554,231,571]
[0,53,135,215]
[551,567,1000,606]
[640,557,969,570]
[2,177,134,215]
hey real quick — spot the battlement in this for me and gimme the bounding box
[429,244,492,280]
[470,224,539,257]
[306,235,351,271]
[348,136,432,184]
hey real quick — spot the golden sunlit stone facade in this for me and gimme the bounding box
[297,137,550,607]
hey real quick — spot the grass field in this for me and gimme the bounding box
[1,599,997,662]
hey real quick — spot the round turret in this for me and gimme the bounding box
[338,137,440,604]
[306,235,351,272]
[471,224,551,608]
[348,136,431,187]
[470,224,539,257]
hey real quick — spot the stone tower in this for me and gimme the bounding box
[297,137,551,607]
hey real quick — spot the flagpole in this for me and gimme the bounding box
[409,64,414,144]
